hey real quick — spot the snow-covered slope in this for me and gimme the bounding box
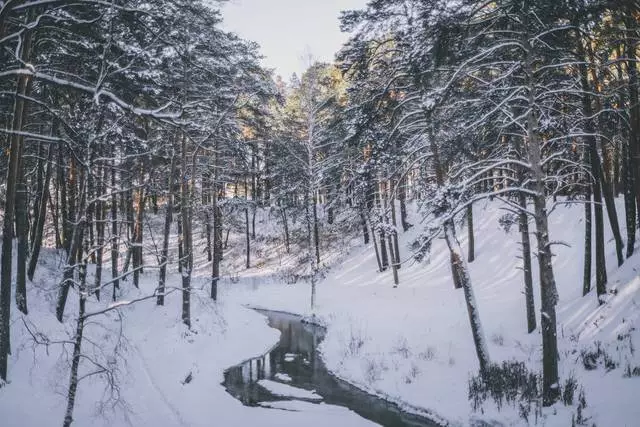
[0,251,373,427]
[226,198,640,426]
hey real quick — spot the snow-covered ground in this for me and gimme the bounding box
[2,197,640,427]
[0,253,373,426]
[223,199,640,426]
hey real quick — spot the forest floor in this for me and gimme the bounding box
[1,198,640,426]
[0,224,375,426]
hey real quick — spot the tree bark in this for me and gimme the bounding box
[525,57,559,404]
[62,262,86,427]
[518,193,536,333]
[110,157,119,301]
[466,204,475,263]
[180,136,191,328]
[583,181,592,296]
[245,207,250,269]
[158,154,176,306]
[28,143,55,281]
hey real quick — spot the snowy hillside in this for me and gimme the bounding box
[225,199,640,426]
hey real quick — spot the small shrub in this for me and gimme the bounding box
[562,373,578,405]
[573,388,589,426]
[418,346,436,361]
[498,213,517,233]
[364,359,382,384]
[624,363,640,378]
[404,364,421,384]
[491,333,505,347]
[345,326,368,358]
[393,337,411,359]
[580,341,618,372]
[468,360,539,412]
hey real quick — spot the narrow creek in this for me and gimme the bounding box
[223,309,441,427]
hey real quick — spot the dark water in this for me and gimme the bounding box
[223,309,442,427]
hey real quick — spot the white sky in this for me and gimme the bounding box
[220,0,368,79]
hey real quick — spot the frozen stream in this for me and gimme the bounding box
[223,309,441,427]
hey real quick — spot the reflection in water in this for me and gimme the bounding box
[223,310,441,427]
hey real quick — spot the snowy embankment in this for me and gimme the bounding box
[224,198,640,426]
[0,248,373,427]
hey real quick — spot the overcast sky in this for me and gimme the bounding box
[221,0,368,79]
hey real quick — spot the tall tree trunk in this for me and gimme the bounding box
[94,163,106,301]
[431,132,490,375]
[518,193,536,333]
[281,207,291,253]
[623,18,640,236]
[211,169,222,301]
[180,136,191,328]
[15,181,28,315]
[390,180,401,269]
[56,192,86,322]
[369,215,383,272]
[583,181,592,296]
[203,181,212,262]
[525,55,559,404]
[28,143,55,281]
[62,259,86,427]
[360,210,369,244]
[466,204,475,263]
[30,143,45,249]
[624,140,636,258]
[443,222,490,374]
[110,157,119,301]
[379,227,389,271]
[599,147,624,267]
[132,186,146,288]
[579,64,608,300]
[399,176,411,232]
[312,195,320,266]
[158,154,176,306]
[245,207,250,269]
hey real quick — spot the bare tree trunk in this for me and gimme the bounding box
[15,181,28,314]
[379,228,389,271]
[466,204,475,263]
[211,173,222,301]
[583,181,592,296]
[158,154,176,306]
[518,193,536,333]
[624,139,636,259]
[30,143,45,249]
[28,143,55,281]
[180,136,191,328]
[390,180,401,269]
[110,158,119,302]
[204,182,212,262]
[525,54,559,404]
[94,163,106,301]
[281,207,291,253]
[443,222,490,374]
[398,176,411,232]
[132,186,146,288]
[360,210,370,244]
[62,256,87,427]
[56,196,86,322]
[312,195,320,266]
[245,207,250,269]
[430,126,490,375]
